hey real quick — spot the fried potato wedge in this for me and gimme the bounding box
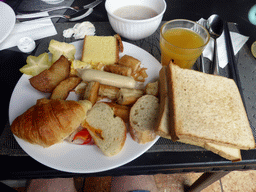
[105,102,130,123]
[29,55,71,93]
[83,81,100,105]
[50,77,82,100]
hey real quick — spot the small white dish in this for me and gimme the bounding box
[105,0,166,40]
[17,37,36,53]
[0,2,16,44]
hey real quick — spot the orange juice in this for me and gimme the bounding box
[160,28,206,68]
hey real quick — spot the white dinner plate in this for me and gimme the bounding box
[9,41,162,173]
[0,2,16,44]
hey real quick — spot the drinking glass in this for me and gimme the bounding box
[160,19,210,68]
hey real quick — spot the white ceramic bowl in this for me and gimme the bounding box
[105,0,166,40]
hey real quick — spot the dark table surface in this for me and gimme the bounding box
[1,0,256,179]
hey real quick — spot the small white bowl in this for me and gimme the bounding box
[105,0,166,40]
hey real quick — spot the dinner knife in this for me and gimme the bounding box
[16,0,102,14]
[223,22,244,96]
[223,21,256,134]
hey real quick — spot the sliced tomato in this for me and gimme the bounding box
[73,129,94,145]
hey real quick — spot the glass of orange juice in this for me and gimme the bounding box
[160,19,210,68]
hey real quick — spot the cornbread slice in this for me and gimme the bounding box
[81,34,123,65]
[166,63,255,150]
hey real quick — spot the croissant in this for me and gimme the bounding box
[11,98,92,147]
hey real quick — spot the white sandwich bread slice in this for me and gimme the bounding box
[166,63,255,150]
[155,66,171,140]
[180,139,242,162]
[129,95,159,144]
[156,64,255,161]
[156,66,242,161]
[205,143,242,162]
[83,102,127,156]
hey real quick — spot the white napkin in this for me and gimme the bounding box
[198,18,249,68]
[0,12,57,51]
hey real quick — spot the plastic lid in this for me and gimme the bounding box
[17,37,36,53]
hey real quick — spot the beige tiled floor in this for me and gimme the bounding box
[13,170,256,192]
[154,170,256,192]
[154,172,221,192]
[77,170,256,191]
[220,170,256,192]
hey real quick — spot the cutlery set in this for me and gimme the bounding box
[200,15,241,88]
[16,0,102,21]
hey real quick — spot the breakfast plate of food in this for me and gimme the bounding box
[9,36,162,173]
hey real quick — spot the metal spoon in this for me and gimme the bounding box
[207,14,224,75]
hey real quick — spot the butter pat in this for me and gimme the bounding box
[63,21,95,39]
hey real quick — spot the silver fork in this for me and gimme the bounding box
[16,8,94,22]
[16,6,79,14]
[16,0,102,14]
[83,0,102,9]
